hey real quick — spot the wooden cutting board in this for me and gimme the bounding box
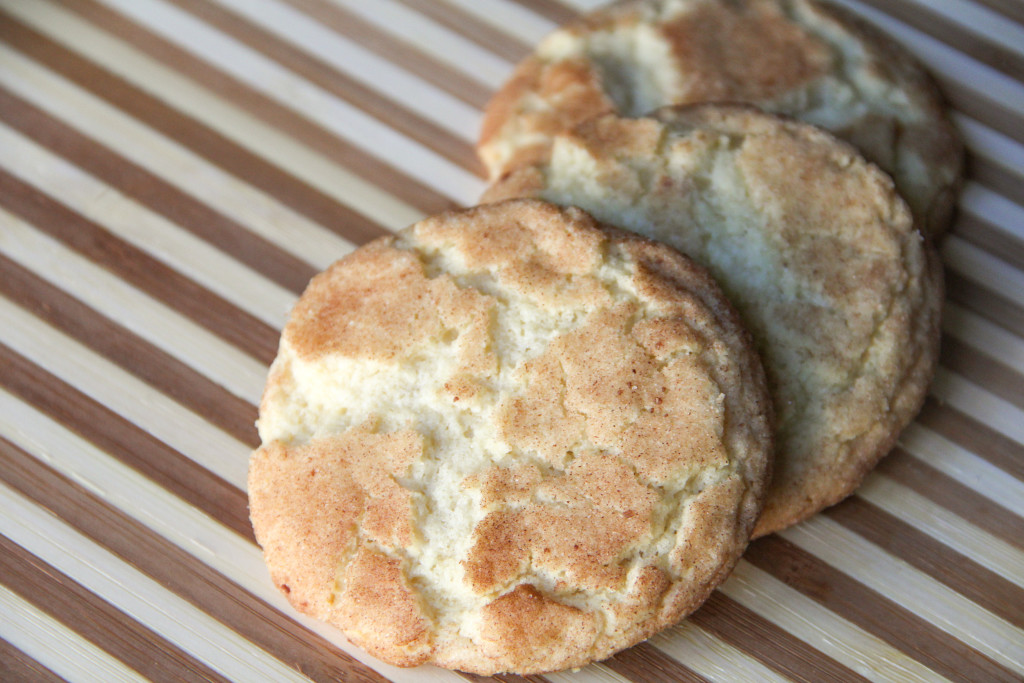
[1,0,1022,681]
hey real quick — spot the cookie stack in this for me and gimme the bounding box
[248,0,962,675]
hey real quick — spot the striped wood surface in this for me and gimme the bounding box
[1,0,1023,681]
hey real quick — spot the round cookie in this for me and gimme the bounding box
[249,199,773,674]
[479,0,962,239]
[483,107,943,538]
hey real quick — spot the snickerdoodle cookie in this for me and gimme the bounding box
[479,0,962,238]
[248,199,773,674]
[483,107,942,537]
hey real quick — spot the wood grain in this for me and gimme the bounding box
[2,0,1023,679]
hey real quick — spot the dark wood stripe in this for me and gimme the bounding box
[946,270,1024,343]
[878,447,1024,552]
[0,342,253,541]
[828,496,1024,628]
[516,0,577,25]
[0,254,259,449]
[856,0,1024,82]
[970,0,1024,28]
[0,535,228,683]
[164,0,484,178]
[954,209,1024,275]
[281,0,492,110]
[0,85,316,295]
[966,153,1024,212]
[52,0,455,225]
[397,0,533,62]
[917,397,1024,484]
[604,641,708,683]
[746,535,1018,683]
[941,335,1024,411]
[0,436,390,683]
[690,592,870,683]
[0,169,278,365]
[0,639,64,683]
[941,78,1024,148]
[0,12,391,247]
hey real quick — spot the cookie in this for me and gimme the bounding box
[248,199,773,674]
[479,0,962,239]
[483,107,943,537]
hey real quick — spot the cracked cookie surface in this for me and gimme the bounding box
[478,0,962,239]
[483,107,943,537]
[248,199,773,674]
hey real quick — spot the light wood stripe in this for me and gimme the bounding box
[942,336,1024,411]
[320,0,511,92]
[942,79,1024,147]
[0,84,317,294]
[958,116,1024,192]
[514,0,579,25]
[783,517,1024,675]
[0,534,230,682]
[0,299,252,487]
[960,184,1024,252]
[56,0,450,227]
[0,207,267,403]
[280,0,493,108]
[930,368,1024,449]
[157,0,485,188]
[0,341,252,538]
[962,182,1024,238]
[68,0,479,211]
[0,4,412,241]
[689,593,870,682]
[0,481,311,682]
[856,470,1024,585]
[747,536,1015,683]
[915,398,1024,487]
[963,161,1024,226]
[0,176,279,363]
[721,562,947,682]
[878,448,1024,552]
[651,623,791,683]
[943,303,1024,378]
[0,118,298,328]
[0,39,355,271]
[0,254,258,447]
[190,0,482,143]
[955,213,1024,281]
[602,643,708,683]
[899,0,1024,57]
[439,0,556,45]
[396,0,533,63]
[900,421,1024,514]
[970,0,1024,27]
[944,237,1024,312]
[855,0,1024,81]
[0,582,144,683]
[0,386,255,579]
[831,0,1024,115]
[0,81,315,294]
[825,497,1024,627]
[946,270,1024,341]
[0,638,64,683]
